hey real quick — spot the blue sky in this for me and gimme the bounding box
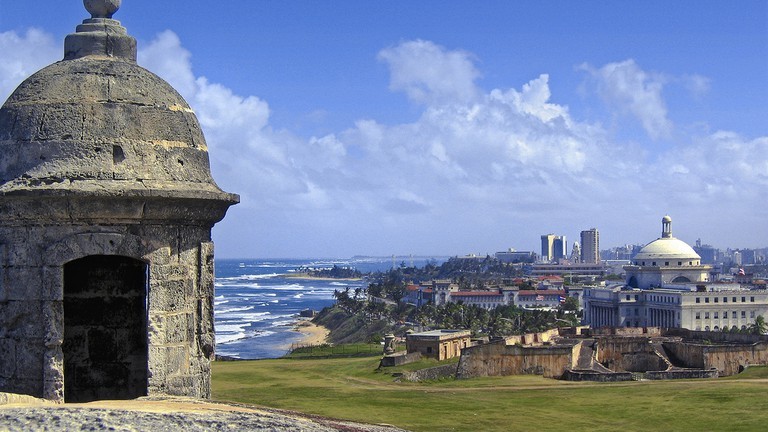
[1,1,767,258]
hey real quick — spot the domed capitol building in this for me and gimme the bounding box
[584,216,768,331]
[624,215,711,289]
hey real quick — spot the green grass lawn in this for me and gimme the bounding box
[212,358,768,432]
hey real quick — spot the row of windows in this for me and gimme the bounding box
[633,260,700,266]
[624,294,680,304]
[621,308,681,319]
[695,310,755,320]
[695,296,755,304]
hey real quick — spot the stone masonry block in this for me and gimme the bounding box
[149,345,188,377]
[149,278,193,312]
[198,241,214,298]
[3,266,43,301]
[164,312,193,344]
[0,338,16,378]
[0,300,45,338]
[152,263,191,282]
[147,312,165,345]
[43,300,63,348]
[41,266,64,301]
[13,338,45,382]
[3,230,43,267]
[146,246,172,266]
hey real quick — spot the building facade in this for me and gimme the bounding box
[495,249,536,263]
[406,330,472,360]
[584,285,768,331]
[583,216,768,331]
[580,228,600,264]
[541,234,567,263]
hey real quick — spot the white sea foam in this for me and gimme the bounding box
[293,293,304,299]
[264,284,304,291]
[252,330,276,338]
[217,273,281,283]
[223,311,271,321]
[216,333,247,344]
[216,323,249,333]
[271,320,296,327]
[215,320,250,344]
[217,305,254,314]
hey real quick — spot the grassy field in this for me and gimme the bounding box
[212,357,768,432]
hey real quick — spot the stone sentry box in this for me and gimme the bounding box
[0,0,238,402]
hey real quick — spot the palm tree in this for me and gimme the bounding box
[749,315,766,335]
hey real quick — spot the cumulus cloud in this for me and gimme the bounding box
[377,40,481,105]
[580,59,673,140]
[0,29,60,103]
[2,28,766,255]
[137,30,197,99]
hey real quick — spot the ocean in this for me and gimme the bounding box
[214,257,445,359]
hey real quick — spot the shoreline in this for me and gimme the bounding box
[280,318,330,351]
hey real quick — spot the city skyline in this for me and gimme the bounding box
[2,1,766,258]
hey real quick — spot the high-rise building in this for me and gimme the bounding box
[580,228,600,264]
[541,234,555,262]
[553,236,567,261]
[542,234,567,262]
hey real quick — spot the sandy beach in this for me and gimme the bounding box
[281,319,330,351]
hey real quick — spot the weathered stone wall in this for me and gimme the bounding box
[661,342,705,369]
[406,335,470,361]
[504,328,561,346]
[666,328,768,344]
[380,352,421,367]
[400,363,458,382]
[590,327,663,337]
[456,341,578,379]
[561,370,633,382]
[0,220,217,402]
[618,353,669,372]
[645,369,719,380]
[595,337,673,372]
[663,341,768,376]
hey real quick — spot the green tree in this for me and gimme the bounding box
[749,315,766,335]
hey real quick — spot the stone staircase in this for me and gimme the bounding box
[650,341,674,370]
[574,340,613,373]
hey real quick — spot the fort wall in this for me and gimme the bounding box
[456,340,578,379]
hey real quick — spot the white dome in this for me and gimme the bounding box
[633,215,701,261]
[634,237,701,261]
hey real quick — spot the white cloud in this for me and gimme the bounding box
[137,30,196,99]
[377,39,480,105]
[2,29,766,255]
[580,59,673,140]
[0,29,59,104]
[682,74,711,100]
